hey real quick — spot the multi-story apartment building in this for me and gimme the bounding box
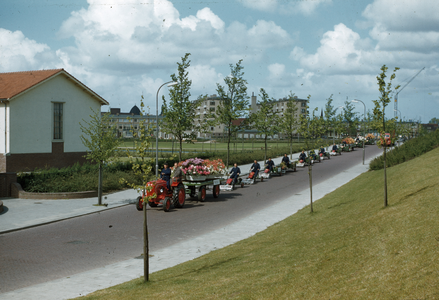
[193,93,309,139]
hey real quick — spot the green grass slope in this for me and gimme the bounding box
[79,147,439,300]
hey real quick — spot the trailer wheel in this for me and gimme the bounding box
[241,183,244,188]
[136,196,143,211]
[173,184,185,208]
[163,197,172,212]
[261,177,264,182]
[198,186,206,202]
[213,185,220,198]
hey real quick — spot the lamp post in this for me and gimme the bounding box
[156,81,178,178]
[352,99,366,165]
[333,106,344,144]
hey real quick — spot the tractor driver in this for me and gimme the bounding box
[332,143,338,152]
[161,162,172,190]
[250,159,260,179]
[172,162,183,183]
[319,146,326,155]
[266,158,275,172]
[229,163,241,184]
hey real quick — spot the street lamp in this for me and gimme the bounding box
[394,109,402,120]
[156,81,178,178]
[352,99,366,165]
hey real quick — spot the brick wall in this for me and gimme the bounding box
[5,142,88,173]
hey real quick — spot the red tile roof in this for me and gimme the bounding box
[0,69,108,105]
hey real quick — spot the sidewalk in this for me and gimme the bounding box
[0,148,377,300]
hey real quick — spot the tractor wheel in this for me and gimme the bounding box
[198,186,207,202]
[136,196,143,211]
[261,177,264,182]
[241,182,244,188]
[163,197,172,212]
[213,185,220,198]
[173,184,185,208]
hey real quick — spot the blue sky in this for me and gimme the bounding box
[1,0,438,123]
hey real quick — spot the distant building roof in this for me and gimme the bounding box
[0,69,108,105]
[129,105,141,115]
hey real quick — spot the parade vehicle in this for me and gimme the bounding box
[281,161,297,172]
[136,175,223,212]
[297,157,313,167]
[221,176,244,191]
[242,170,264,185]
[330,146,342,156]
[320,150,331,160]
[341,144,354,152]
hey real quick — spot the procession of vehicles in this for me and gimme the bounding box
[136,142,369,212]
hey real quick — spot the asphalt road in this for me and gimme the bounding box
[0,145,382,293]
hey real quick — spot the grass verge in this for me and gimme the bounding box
[79,147,439,299]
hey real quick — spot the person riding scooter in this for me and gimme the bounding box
[265,158,275,172]
[332,143,338,152]
[229,163,241,185]
[319,146,326,156]
[310,149,317,160]
[299,150,307,163]
[250,159,260,179]
[282,153,290,166]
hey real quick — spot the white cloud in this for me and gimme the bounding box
[238,0,332,15]
[0,29,53,71]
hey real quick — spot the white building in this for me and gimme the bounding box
[0,69,108,172]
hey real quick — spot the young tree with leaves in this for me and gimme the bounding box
[214,59,249,167]
[373,64,400,207]
[343,100,359,136]
[324,94,337,142]
[249,88,280,163]
[278,92,299,159]
[161,53,196,161]
[80,110,120,206]
[119,96,157,282]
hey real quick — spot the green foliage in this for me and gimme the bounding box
[120,96,155,193]
[249,88,279,162]
[429,117,439,124]
[277,91,299,158]
[17,162,139,193]
[343,100,359,136]
[369,130,439,170]
[161,53,196,161]
[214,59,249,167]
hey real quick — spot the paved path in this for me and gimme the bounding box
[0,147,383,300]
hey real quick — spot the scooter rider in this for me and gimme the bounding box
[310,149,317,160]
[319,146,326,155]
[332,143,338,152]
[299,150,307,162]
[229,163,241,184]
[266,158,275,172]
[282,153,290,166]
[250,159,260,179]
[161,162,172,190]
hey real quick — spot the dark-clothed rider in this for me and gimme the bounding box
[265,158,275,172]
[332,143,338,152]
[282,154,290,165]
[299,150,307,162]
[310,150,317,160]
[229,163,241,184]
[161,162,172,190]
[319,146,326,155]
[250,160,260,179]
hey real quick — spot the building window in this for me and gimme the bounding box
[301,102,306,107]
[210,107,215,112]
[53,103,63,139]
[210,101,215,105]
[301,109,306,113]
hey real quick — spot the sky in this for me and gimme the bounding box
[1,0,438,123]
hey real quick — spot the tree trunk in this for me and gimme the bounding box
[383,145,388,207]
[179,138,183,161]
[264,135,268,163]
[98,162,103,205]
[143,196,149,282]
[226,127,231,168]
[309,164,313,212]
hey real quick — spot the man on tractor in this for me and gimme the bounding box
[229,163,241,185]
[160,162,172,190]
[309,149,317,160]
[332,143,338,152]
[250,159,260,179]
[172,162,183,183]
[265,158,275,172]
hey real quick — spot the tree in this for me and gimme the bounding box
[428,117,439,124]
[161,53,196,161]
[372,64,400,208]
[324,94,337,142]
[343,100,359,136]
[249,88,279,163]
[80,110,120,206]
[278,92,299,159]
[214,60,249,167]
[120,96,156,282]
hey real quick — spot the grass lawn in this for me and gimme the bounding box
[77,147,439,299]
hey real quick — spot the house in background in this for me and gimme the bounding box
[0,69,109,173]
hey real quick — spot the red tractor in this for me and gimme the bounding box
[136,178,185,212]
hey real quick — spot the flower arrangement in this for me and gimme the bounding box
[342,137,356,144]
[175,157,227,176]
[366,133,375,139]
